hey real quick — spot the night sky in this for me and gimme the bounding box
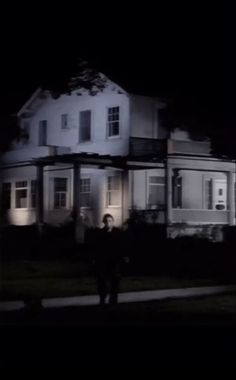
[0,4,230,149]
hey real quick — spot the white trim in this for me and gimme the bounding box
[17,87,43,116]
[106,105,121,139]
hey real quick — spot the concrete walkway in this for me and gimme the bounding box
[1,284,236,312]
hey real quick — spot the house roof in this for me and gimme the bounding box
[17,67,167,117]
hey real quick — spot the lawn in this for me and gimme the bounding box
[1,258,235,301]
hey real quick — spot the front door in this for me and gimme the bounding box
[213,180,227,210]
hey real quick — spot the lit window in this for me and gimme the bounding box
[107,175,121,206]
[15,181,28,208]
[80,178,91,207]
[148,176,165,208]
[79,110,91,142]
[54,178,67,209]
[107,107,120,137]
[2,182,11,210]
[61,114,68,129]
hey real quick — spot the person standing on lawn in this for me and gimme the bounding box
[93,213,129,306]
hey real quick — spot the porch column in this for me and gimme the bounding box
[166,161,172,225]
[121,170,129,224]
[73,162,84,244]
[36,164,44,234]
[228,171,235,225]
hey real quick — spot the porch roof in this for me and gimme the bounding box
[31,152,165,170]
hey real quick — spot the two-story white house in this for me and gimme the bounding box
[0,73,235,240]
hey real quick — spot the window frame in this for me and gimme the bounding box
[38,120,47,146]
[147,176,165,209]
[79,110,92,143]
[106,174,121,207]
[15,180,29,209]
[80,177,91,208]
[53,177,68,210]
[107,106,120,138]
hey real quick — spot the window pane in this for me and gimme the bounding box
[54,178,67,192]
[16,189,27,208]
[108,107,120,136]
[80,110,91,142]
[148,185,165,206]
[172,176,182,208]
[205,180,212,209]
[60,193,66,207]
[107,191,120,206]
[31,180,36,208]
[16,181,27,188]
[81,193,90,207]
[149,176,165,184]
[108,176,120,191]
[39,120,47,146]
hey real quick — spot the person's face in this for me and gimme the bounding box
[104,217,114,230]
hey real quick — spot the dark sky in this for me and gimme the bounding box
[0,4,229,137]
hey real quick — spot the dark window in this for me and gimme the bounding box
[2,182,11,210]
[54,178,67,209]
[172,176,182,208]
[61,114,68,129]
[39,120,47,146]
[79,110,91,142]
[31,180,36,208]
[108,107,120,137]
[148,176,165,207]
[205,179,213,209]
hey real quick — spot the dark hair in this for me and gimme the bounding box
[102,213,114,224]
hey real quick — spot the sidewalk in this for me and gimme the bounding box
[1,284,236,312]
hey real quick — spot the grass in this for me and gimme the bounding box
[1,258,235,301]
[0,274,228,301]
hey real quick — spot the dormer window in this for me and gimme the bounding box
[107,107,120,137]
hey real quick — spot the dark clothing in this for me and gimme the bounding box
[92,227,124,305]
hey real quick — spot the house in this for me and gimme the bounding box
[0,73,235,241]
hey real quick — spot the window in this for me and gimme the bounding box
[107,107,120,137]
[148,176,165,208]
[107,175,121,206]
[15,181,28,208]
[61,114,68,129]
[21,120,30,143]
[172,176,182,208]
[79,110,91,142]
[31,180,36,208]
[2,182,11,210]
[38,120,47,146]
[54,178,67,209]
[204,179,213,209]
[80,178,91,207]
